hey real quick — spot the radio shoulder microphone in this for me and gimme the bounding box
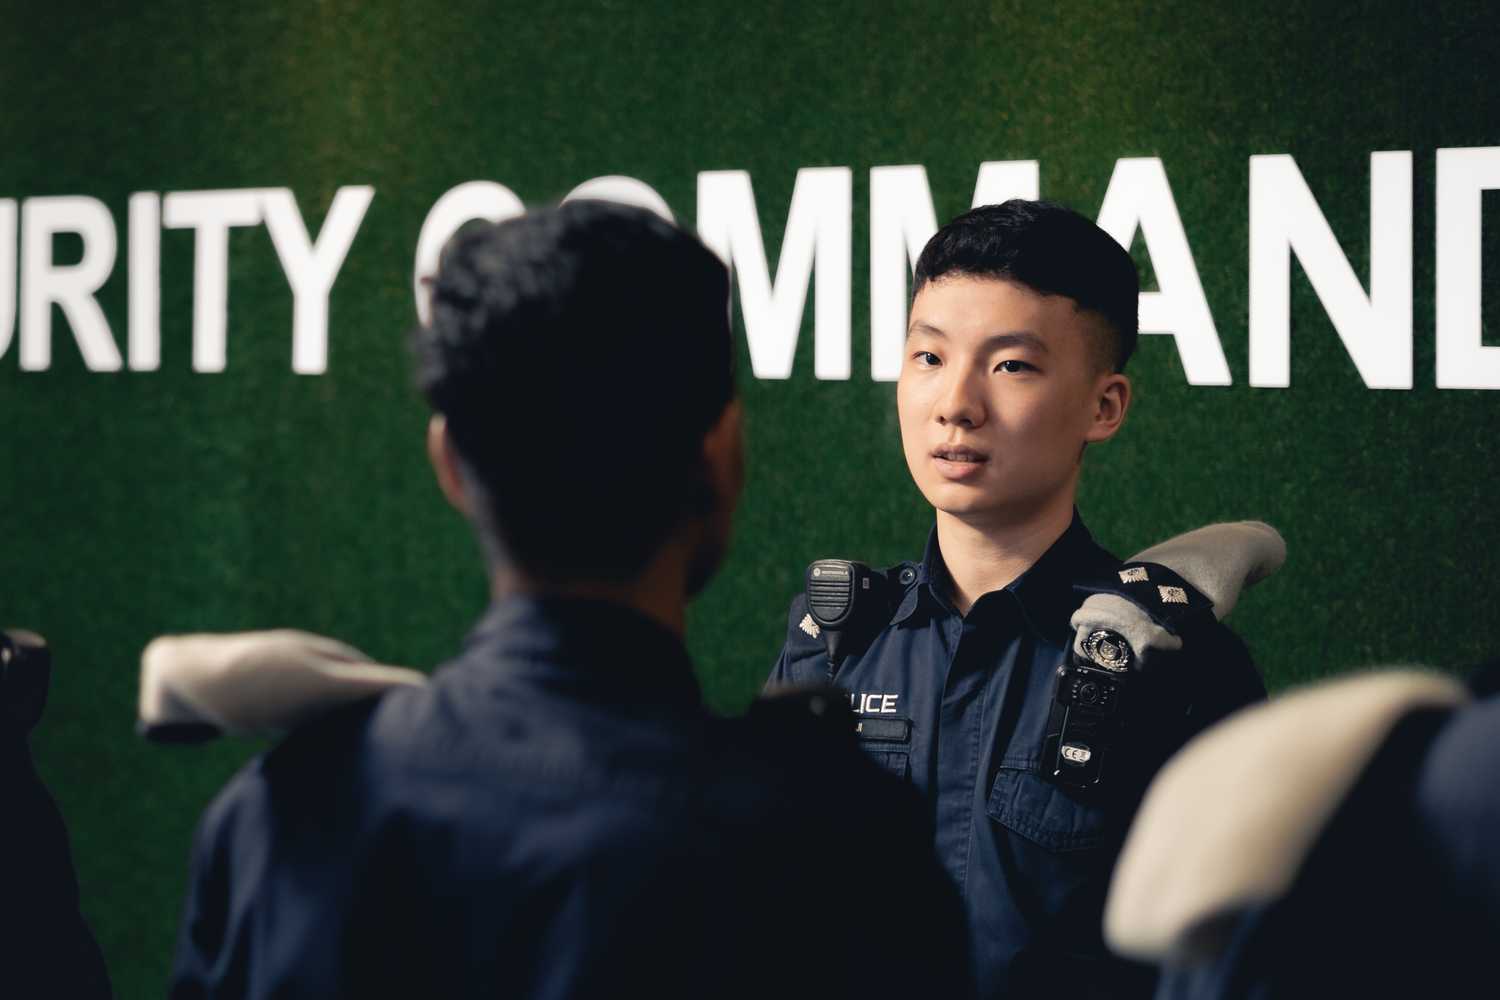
[805,560,894,669]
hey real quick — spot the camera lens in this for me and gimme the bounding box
[1078,681,1100,705]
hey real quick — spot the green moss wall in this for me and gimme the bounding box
[1,3,1495,994]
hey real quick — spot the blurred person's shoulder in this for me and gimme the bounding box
[712,684,932,834]
[197,690,409,838]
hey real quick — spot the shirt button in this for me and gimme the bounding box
[899,567,916,585]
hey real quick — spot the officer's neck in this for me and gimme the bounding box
[935,496,1075,617]
[491,545,690,639]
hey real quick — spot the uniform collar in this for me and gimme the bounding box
[459,594,703,707]
[894,510,1113,641]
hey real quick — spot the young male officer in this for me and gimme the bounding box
[169,202,971,999]
[769,200,1266,998]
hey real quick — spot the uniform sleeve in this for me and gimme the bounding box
[0,740,113,1000]
[168,779,241,1000]
[764,593,832,690]
[169,771,263,1000]
[171,702,404,999]
[1180,622,1266,736]
[1117,624,1267,813]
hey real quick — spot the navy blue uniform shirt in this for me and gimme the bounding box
[171,596,971,1000]
[769,514,1265,999]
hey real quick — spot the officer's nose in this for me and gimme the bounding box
[935,368,986,428]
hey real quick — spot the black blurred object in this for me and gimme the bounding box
[1042,630,1133,789]
[1466,658,1500,698]
[2,628,52,735]
[1,628,113,999]
[805,559,897,667]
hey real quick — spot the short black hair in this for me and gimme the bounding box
[412,200,735,583]
[913,199,1139,372]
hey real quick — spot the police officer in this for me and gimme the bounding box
[769,200,1266,998]
[170,202,971,999]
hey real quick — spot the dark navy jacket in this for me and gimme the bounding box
[171,596,971,1000]
[0,732,113,1000]
[769,515,1265,999]
[1155,690,1500,999]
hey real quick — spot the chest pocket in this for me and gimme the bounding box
[855,716,911,780]
[986,765,1107,852]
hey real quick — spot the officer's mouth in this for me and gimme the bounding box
[931,445,990,480]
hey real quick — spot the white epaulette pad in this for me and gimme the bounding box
[1104,669,1469,962]
[139,630,428,739]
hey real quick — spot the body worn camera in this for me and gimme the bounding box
[1041,629,1133,790]
[1041,562,1215,791]
[1,629,51,736]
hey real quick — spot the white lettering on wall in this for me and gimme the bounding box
[1,150,1491,385]
[0,199,14,363]
[870,165,938,382]
[868,161,1040,381]
[263,186,374,375]
[1249,152,1413,389]
[20,196,121,371]
[412,181,525,325]
[1097,157,1232,385]
[128,192,160,371]
[161,189,265,373]
[562,176,674,221]
[696,167,852,380]
[972,160,1042,209]
[1436,146,1500,390]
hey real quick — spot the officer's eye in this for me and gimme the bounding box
[995,359,1036,374]
[912,351,941,367]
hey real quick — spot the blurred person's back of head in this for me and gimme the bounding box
[168,200,973,1000]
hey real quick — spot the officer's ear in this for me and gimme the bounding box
[1084,372,1131,445]
[426,414,471,516]
[700,398,745,517]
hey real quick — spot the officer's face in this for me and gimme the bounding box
[897,276,1129,525]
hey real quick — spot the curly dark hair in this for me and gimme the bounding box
[411,200,735,583]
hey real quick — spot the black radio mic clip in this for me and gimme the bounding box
[805,559,892,668]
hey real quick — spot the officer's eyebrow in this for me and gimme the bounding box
[906,322,1049,354]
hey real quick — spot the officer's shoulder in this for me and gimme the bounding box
[780,590,820,647]
[774,587,829,674]
[779,558,920,631]
[211,694,420,842]
[1178,617,1253,665]
[1160,618,1265,720]
[209,698,386,821]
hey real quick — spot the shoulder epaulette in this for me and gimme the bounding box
[1075,561,1216,636]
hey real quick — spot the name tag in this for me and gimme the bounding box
[855,717,911,742]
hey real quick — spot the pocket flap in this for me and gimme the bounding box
[986,766,1106,852]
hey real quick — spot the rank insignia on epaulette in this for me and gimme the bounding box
[1119,566,1149,583]
[1158,585,1189,605]
[798,613,821,638]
